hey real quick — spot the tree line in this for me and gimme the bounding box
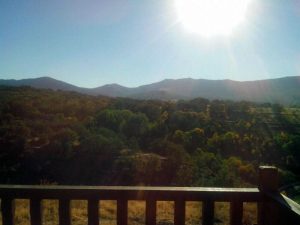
[0,86,299,187]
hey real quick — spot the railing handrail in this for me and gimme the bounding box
[270,192,300,215]
[0,185,261,225]
[0,185,261,201]
[1,167,300,225]
[0,185,260,191]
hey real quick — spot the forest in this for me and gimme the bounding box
[0,86,299,187]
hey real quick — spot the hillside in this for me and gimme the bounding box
[0,76,299,104]
[0,86,299,186]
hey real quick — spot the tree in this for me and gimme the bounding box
[185,128,205,153]
[51,128,78,158]
[121,113,149,138]
[0,120,30,183]
[94,109,133,132]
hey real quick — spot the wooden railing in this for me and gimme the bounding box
[0,166,299,225]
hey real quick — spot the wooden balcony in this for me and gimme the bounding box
[0,166,299,225]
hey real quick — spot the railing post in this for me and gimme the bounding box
[88,199,99,225]
[1,198,15,225]
[202,199,214,225]
[117,199,128,225]
[230,200,243,225]
[146,199,156,225]
[259,166,279,192]
[59,199,71,225]
[258,166,279,225]
[174,199,185,225]
[30,198,42,225]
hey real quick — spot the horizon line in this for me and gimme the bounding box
[0,75,299,89]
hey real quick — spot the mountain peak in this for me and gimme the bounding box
[102,83,125,88]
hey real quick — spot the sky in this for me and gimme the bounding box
[0,0,300,88]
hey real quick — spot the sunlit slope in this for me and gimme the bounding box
[1,76,299,104]
[131,77,300,104]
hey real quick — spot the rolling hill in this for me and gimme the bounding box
[0,76,299,104]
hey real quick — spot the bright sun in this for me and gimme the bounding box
[175,0,252,37]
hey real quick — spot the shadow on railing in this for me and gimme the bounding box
[0,166,299,225]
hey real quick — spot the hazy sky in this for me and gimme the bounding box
[0,0,300,87]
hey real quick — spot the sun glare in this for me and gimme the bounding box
[175,0,252,37]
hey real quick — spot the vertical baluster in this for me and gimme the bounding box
[1,198,15,225]
[88,199,99,225]
[174,199,185,225]
[117,199,127,225]
[30,198,42,225]
[202,200,214,225]
[59,199,71,225]
[257,202,263,225]
[146,199,156,225]
[230,200,243,225]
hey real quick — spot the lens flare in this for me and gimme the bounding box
[175,0,252,37]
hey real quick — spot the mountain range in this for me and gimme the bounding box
[1,76,299,104]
